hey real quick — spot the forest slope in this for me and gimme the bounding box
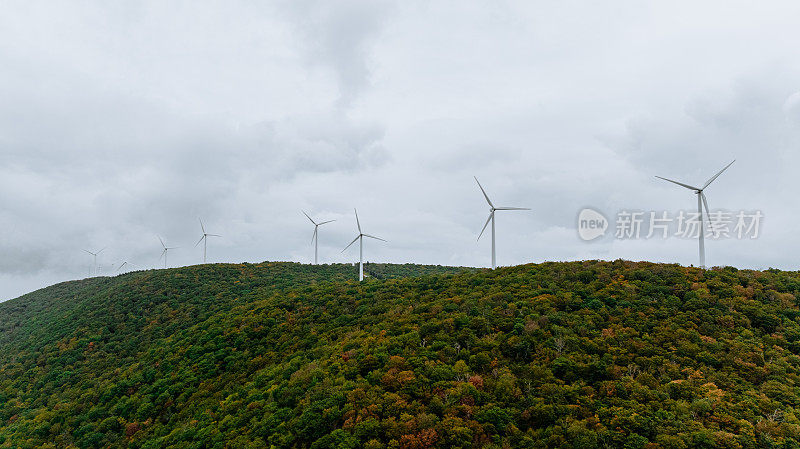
[1,261,800,448]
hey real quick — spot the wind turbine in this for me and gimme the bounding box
[302,210,335,264]
[158,236,178,269]
[116,261,137,272]
[342,209,386,281]
[656,159,735,269]
[195,218,221,264]
[475,177,530,270]
[83,248,105,277]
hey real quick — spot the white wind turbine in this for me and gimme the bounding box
[195,218,221,264]
[116,261,138,272]
[656,159,735,269]
[83,248,105,277]
[158,236,178,269]
[302,211,335,265]
[342,209,386,281]
[475,177,530,269]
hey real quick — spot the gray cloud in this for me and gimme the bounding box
[3,1,800,300]
[280,0,392,107]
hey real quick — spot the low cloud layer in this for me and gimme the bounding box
[2,1,800,300]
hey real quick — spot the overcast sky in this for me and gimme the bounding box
[2,1,800,300]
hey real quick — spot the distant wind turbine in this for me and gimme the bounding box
[117,261,137,272]
[303,210,335,265]
[342,209,386,281]
[158,236,178,269]
[475,177,530,270]
[195,218,221,264]
[656,159,735,269]
[83,248,105,277]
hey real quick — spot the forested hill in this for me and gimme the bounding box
[2,262,800,448]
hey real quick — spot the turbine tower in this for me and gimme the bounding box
[656,159,735,269]
[83,248,105,277]
[158,236,178,269]
[195,218,221,264]
[342,209,386,281]
[303,211,335,264]
[475,177,530,270]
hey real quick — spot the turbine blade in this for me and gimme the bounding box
[311,227,317,245]
[317,220,336,225]
[117,262,127,271]
[302,210,317,225]
[158,235,166,248]
[702,159,735,190]
[342,235,360,252]
[159,249,166,260]
[194,235,205,247]
[354,209,362,233]
[655,176,700,191]
[474,176,495,208]
[199,218,206,234]
[83,249,93,255]
[363,233,387,242]
[477,212,492,241]
[701,192,715,233]
[207,234,221,237]
[495,207,530,210]
[97,247,106,254]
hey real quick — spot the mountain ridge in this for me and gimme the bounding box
[2,261,800,448]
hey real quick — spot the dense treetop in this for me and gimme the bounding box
[2,260,800,448]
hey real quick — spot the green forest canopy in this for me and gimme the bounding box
[2,260,800,448]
